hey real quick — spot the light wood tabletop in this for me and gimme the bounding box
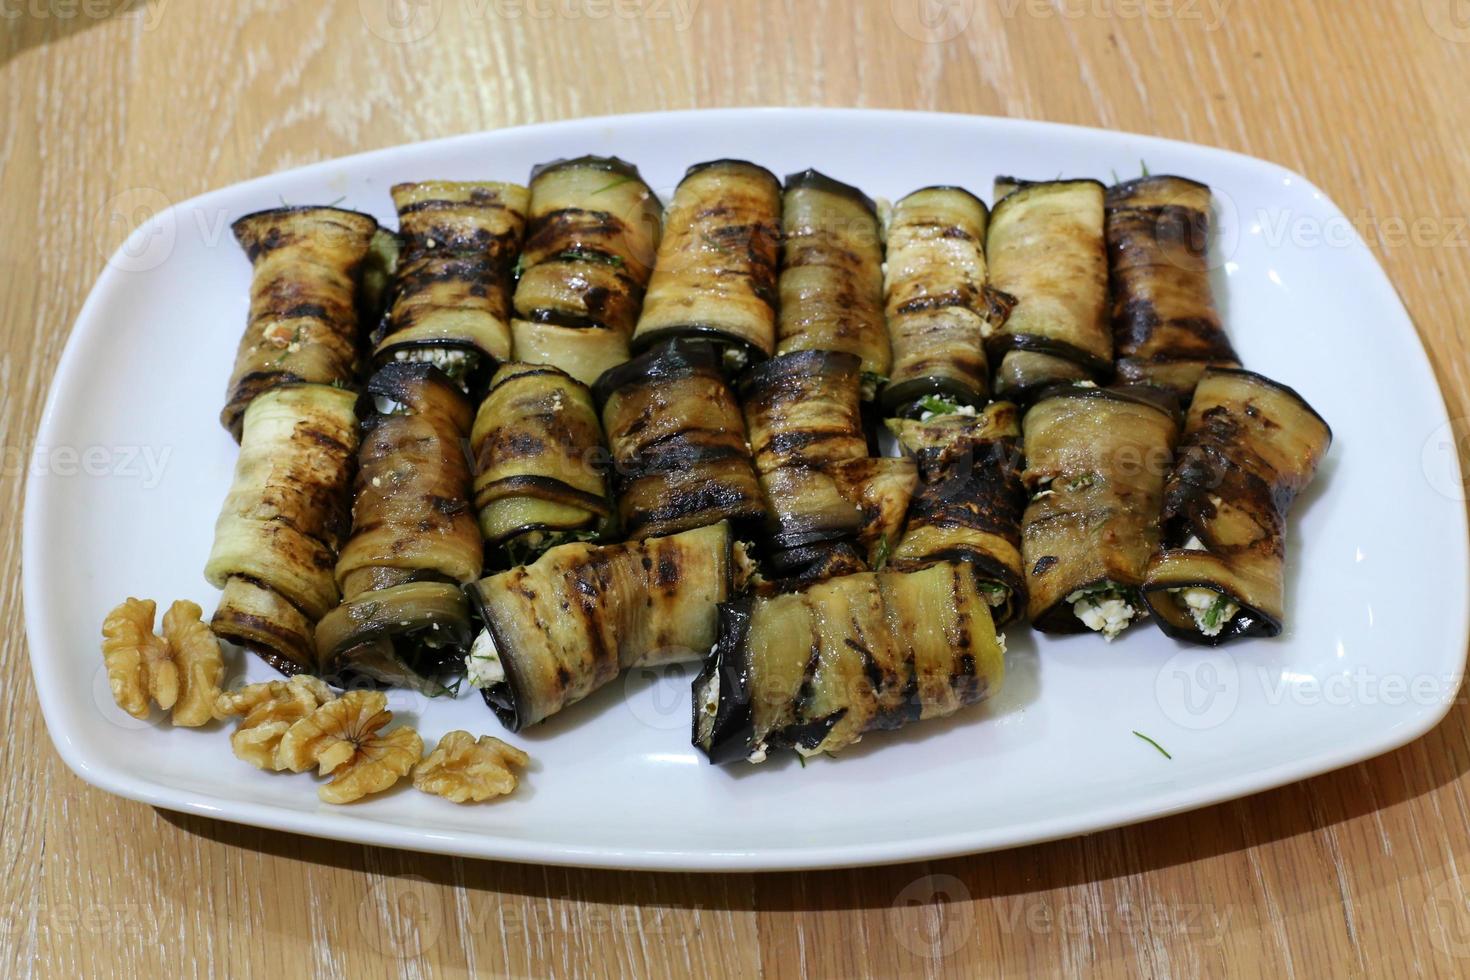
[4,0,1470,975]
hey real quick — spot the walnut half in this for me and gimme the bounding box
[276,690,423,804]
[413,731,529,804]
[160,600,224,727]
[101,598,178,719]
[217,676,336,771]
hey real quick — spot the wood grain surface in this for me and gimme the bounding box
[4,0,1469,975]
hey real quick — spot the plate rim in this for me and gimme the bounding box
[24,107,1470,872]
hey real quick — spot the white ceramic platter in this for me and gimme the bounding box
[24,109,1468,871]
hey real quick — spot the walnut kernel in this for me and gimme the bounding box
[412,731,529,804]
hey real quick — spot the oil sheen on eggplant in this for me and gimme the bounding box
[465,521,735,731]
[775,170,891,388]
[1020,385,1179,637]
[313,363,482,694]
[207,384,360,675]
[886,403,1028,626]
[471,362,611,567]
[986,179,1111,402]
[594,339,766,540]
[223,206,380,438]
[882,186,997,414]
[1106,175,1238,399]
[693,561,1005,764]
[632,160,781,367]
[1141,368,1330,644]
[372,181,530,392]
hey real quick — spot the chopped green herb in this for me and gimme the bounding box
[1140,159,1151,177]
[1110,167,1120,184]
[872,536,892,571]
[1064,472,1096,492]
[554,249,624,267]
[1202,594,1231,630]
[325,194,346,208]
[1132,730,1171,759]
[795,752,807,769]
[917,394,962,417]
[591,175,635,195]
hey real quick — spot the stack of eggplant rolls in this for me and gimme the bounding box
[203,159,1328,771]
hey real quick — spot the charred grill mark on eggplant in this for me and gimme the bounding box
[986,179,1111,403]
[1019,385,1180,635]
[467,522,733,731]
[372,181,530,390]
[310,363,481,692]
[223,207,379,438]
[693,562,1004,763]
[471,362,611,566]
[775,170,891,385]
[633,160,781,365]
[207,384,360,674]
[1105,176,1238,398]
[594,339,766,540]
[882,186,994,413]
[1141,368,1330,644]
[512,156,662,340]
[886,404,1028,625]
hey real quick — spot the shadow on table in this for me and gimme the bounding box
[2,0,149,68]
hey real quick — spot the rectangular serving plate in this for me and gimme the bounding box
[23,108,1468,871]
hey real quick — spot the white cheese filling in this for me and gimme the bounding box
[1066,588,1138,641]
[465,628,506,688]
[1172,537,1239,636]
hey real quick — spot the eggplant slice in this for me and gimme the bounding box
[313,363,482,693]
[1106,175,1238,399]
[372,181,530,392]
[741,349,916,576]
[693,562,1005,764]
[887,403,1028,625]
[207,384,360,674]
[882,186,997,414]
[986,179,1111,402]
[632,159,781,368]
[472,362,612,567]
[775,170,890,392]
[465,522,735,731]
[1021,385,1180,638]
[594,339,766,540]
[1141,368,1330,644]
[510,318,629,388]
[222,206,379,438]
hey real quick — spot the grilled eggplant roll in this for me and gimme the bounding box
[1106,176,1238,398]
[513,156,662,337]
[632,160,781,369]
[313,364,481,693]
[372,181,530,391]
[775,170,890,393]
[740,350,914,570]
[694,562,1006,764]
[883,186,996,415]
[207,384,359,674]
[594,339,766,540]
[1021,385,1179,638]
[222,207,380,438]
[1141,369,1330,643]
[472,362,611,567]
[465,521,735,730]
[986,179,1110,402]
[887,403,1027,625]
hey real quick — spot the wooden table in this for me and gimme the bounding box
[4,0,1468,975]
